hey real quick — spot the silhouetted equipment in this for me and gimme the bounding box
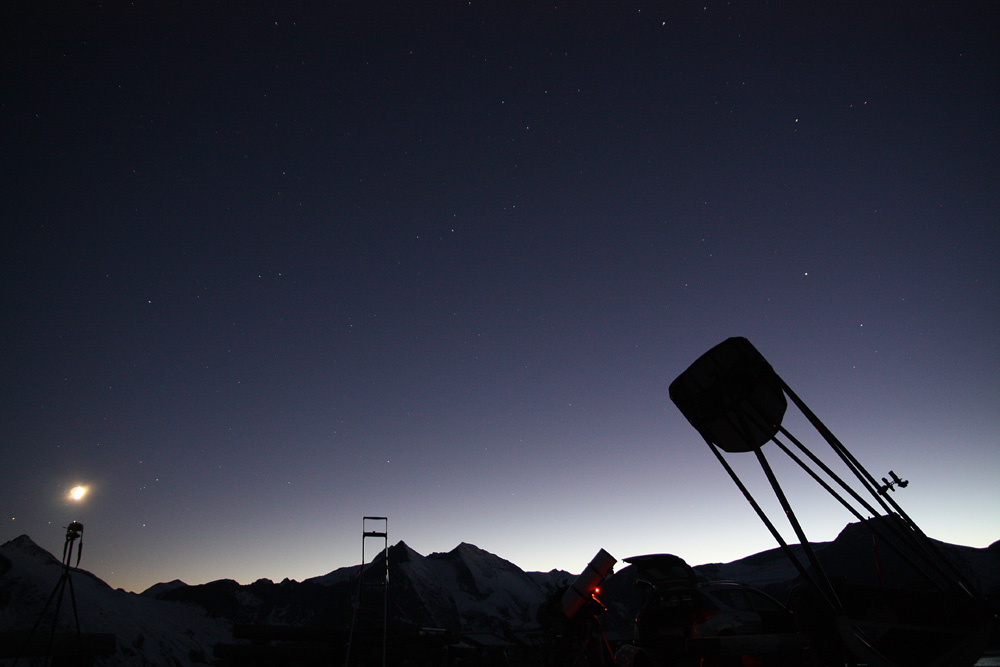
[669,336,787,452]
[616,553,809,667]
[669,337,995,667]
[344,516,388,667]
[12,522,116,665]
[560,548,617,620]
[542,549,618,666]
[878,470,909,495]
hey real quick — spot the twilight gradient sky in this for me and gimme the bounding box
[3,2,998,593]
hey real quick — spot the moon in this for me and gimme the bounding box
[69,485,88,501]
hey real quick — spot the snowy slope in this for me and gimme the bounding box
[306,540,560,632]
[424,542,551,630]
[2,522,996,665]
[0,536,229,665]
[694,520,1000,602]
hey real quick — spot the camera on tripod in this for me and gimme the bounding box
[66,521,84,541]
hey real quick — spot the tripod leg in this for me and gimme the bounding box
[597,631,616,666]
[46,573,69,662]
[67,570,84,649]
[572,636,591,666]
[15,574,64,663]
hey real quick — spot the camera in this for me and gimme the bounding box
[66,521,84,540]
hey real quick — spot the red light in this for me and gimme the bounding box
[593,587,600,595]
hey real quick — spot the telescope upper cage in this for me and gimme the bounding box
[669,337,787,453]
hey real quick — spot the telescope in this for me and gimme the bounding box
[560,548,616,620]
[669,337,995,667]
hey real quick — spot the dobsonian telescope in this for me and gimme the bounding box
[669,337,995,667]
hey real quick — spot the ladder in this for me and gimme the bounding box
[344,516,388,667]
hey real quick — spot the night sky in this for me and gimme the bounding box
[3,2,998,594]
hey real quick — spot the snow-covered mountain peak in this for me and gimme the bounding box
[2,534,62,565]
[386,539,421,563]
[141,578,189,598]
[433,542,523,576]
[1,523,995,664]
[0,537,231,666]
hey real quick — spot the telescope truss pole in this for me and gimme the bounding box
[703,436,841,612]
[781,382,988,602]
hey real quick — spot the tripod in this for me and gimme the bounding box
[570,596,616,667]
[16,522,85,666]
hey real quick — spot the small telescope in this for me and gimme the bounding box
[560,549,617,619]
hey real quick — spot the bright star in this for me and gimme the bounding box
[69,486,88,502]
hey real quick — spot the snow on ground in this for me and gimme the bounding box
[0,536,229,665]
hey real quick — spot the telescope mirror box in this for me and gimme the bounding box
[560,549,617,619]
